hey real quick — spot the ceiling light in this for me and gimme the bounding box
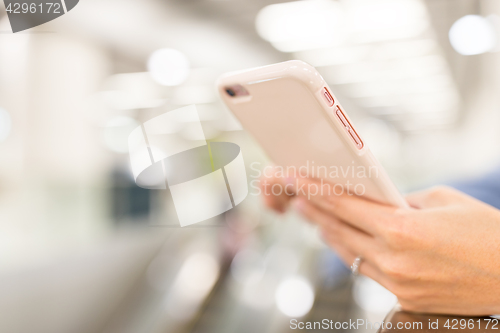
[348,0,429,43]
[147,48,190,86]
[449,15,497,55]
[255,0,346,52]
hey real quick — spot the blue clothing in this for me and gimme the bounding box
[452,168,500,209]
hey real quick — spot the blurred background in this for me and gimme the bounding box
[1,0,500,332]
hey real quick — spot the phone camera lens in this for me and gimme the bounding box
[225,88,236,97]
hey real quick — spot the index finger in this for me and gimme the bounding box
[287,177,400,236]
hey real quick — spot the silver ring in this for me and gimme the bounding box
[351,256,363,276]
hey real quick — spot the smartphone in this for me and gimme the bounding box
[217,60,407,208]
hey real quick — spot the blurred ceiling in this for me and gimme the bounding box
[8,0,500,169]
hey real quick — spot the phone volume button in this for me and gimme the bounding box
[335,109,348,127]
[323,88,334,107]
[336,106,363,150]
[348,129,364,149]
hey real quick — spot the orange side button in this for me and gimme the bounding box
[323,88,334,107]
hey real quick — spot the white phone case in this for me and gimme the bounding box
[217,60,408,208]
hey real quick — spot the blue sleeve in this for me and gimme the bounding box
[451,168,500,209]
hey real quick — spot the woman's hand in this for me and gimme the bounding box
[263,176,500,315]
